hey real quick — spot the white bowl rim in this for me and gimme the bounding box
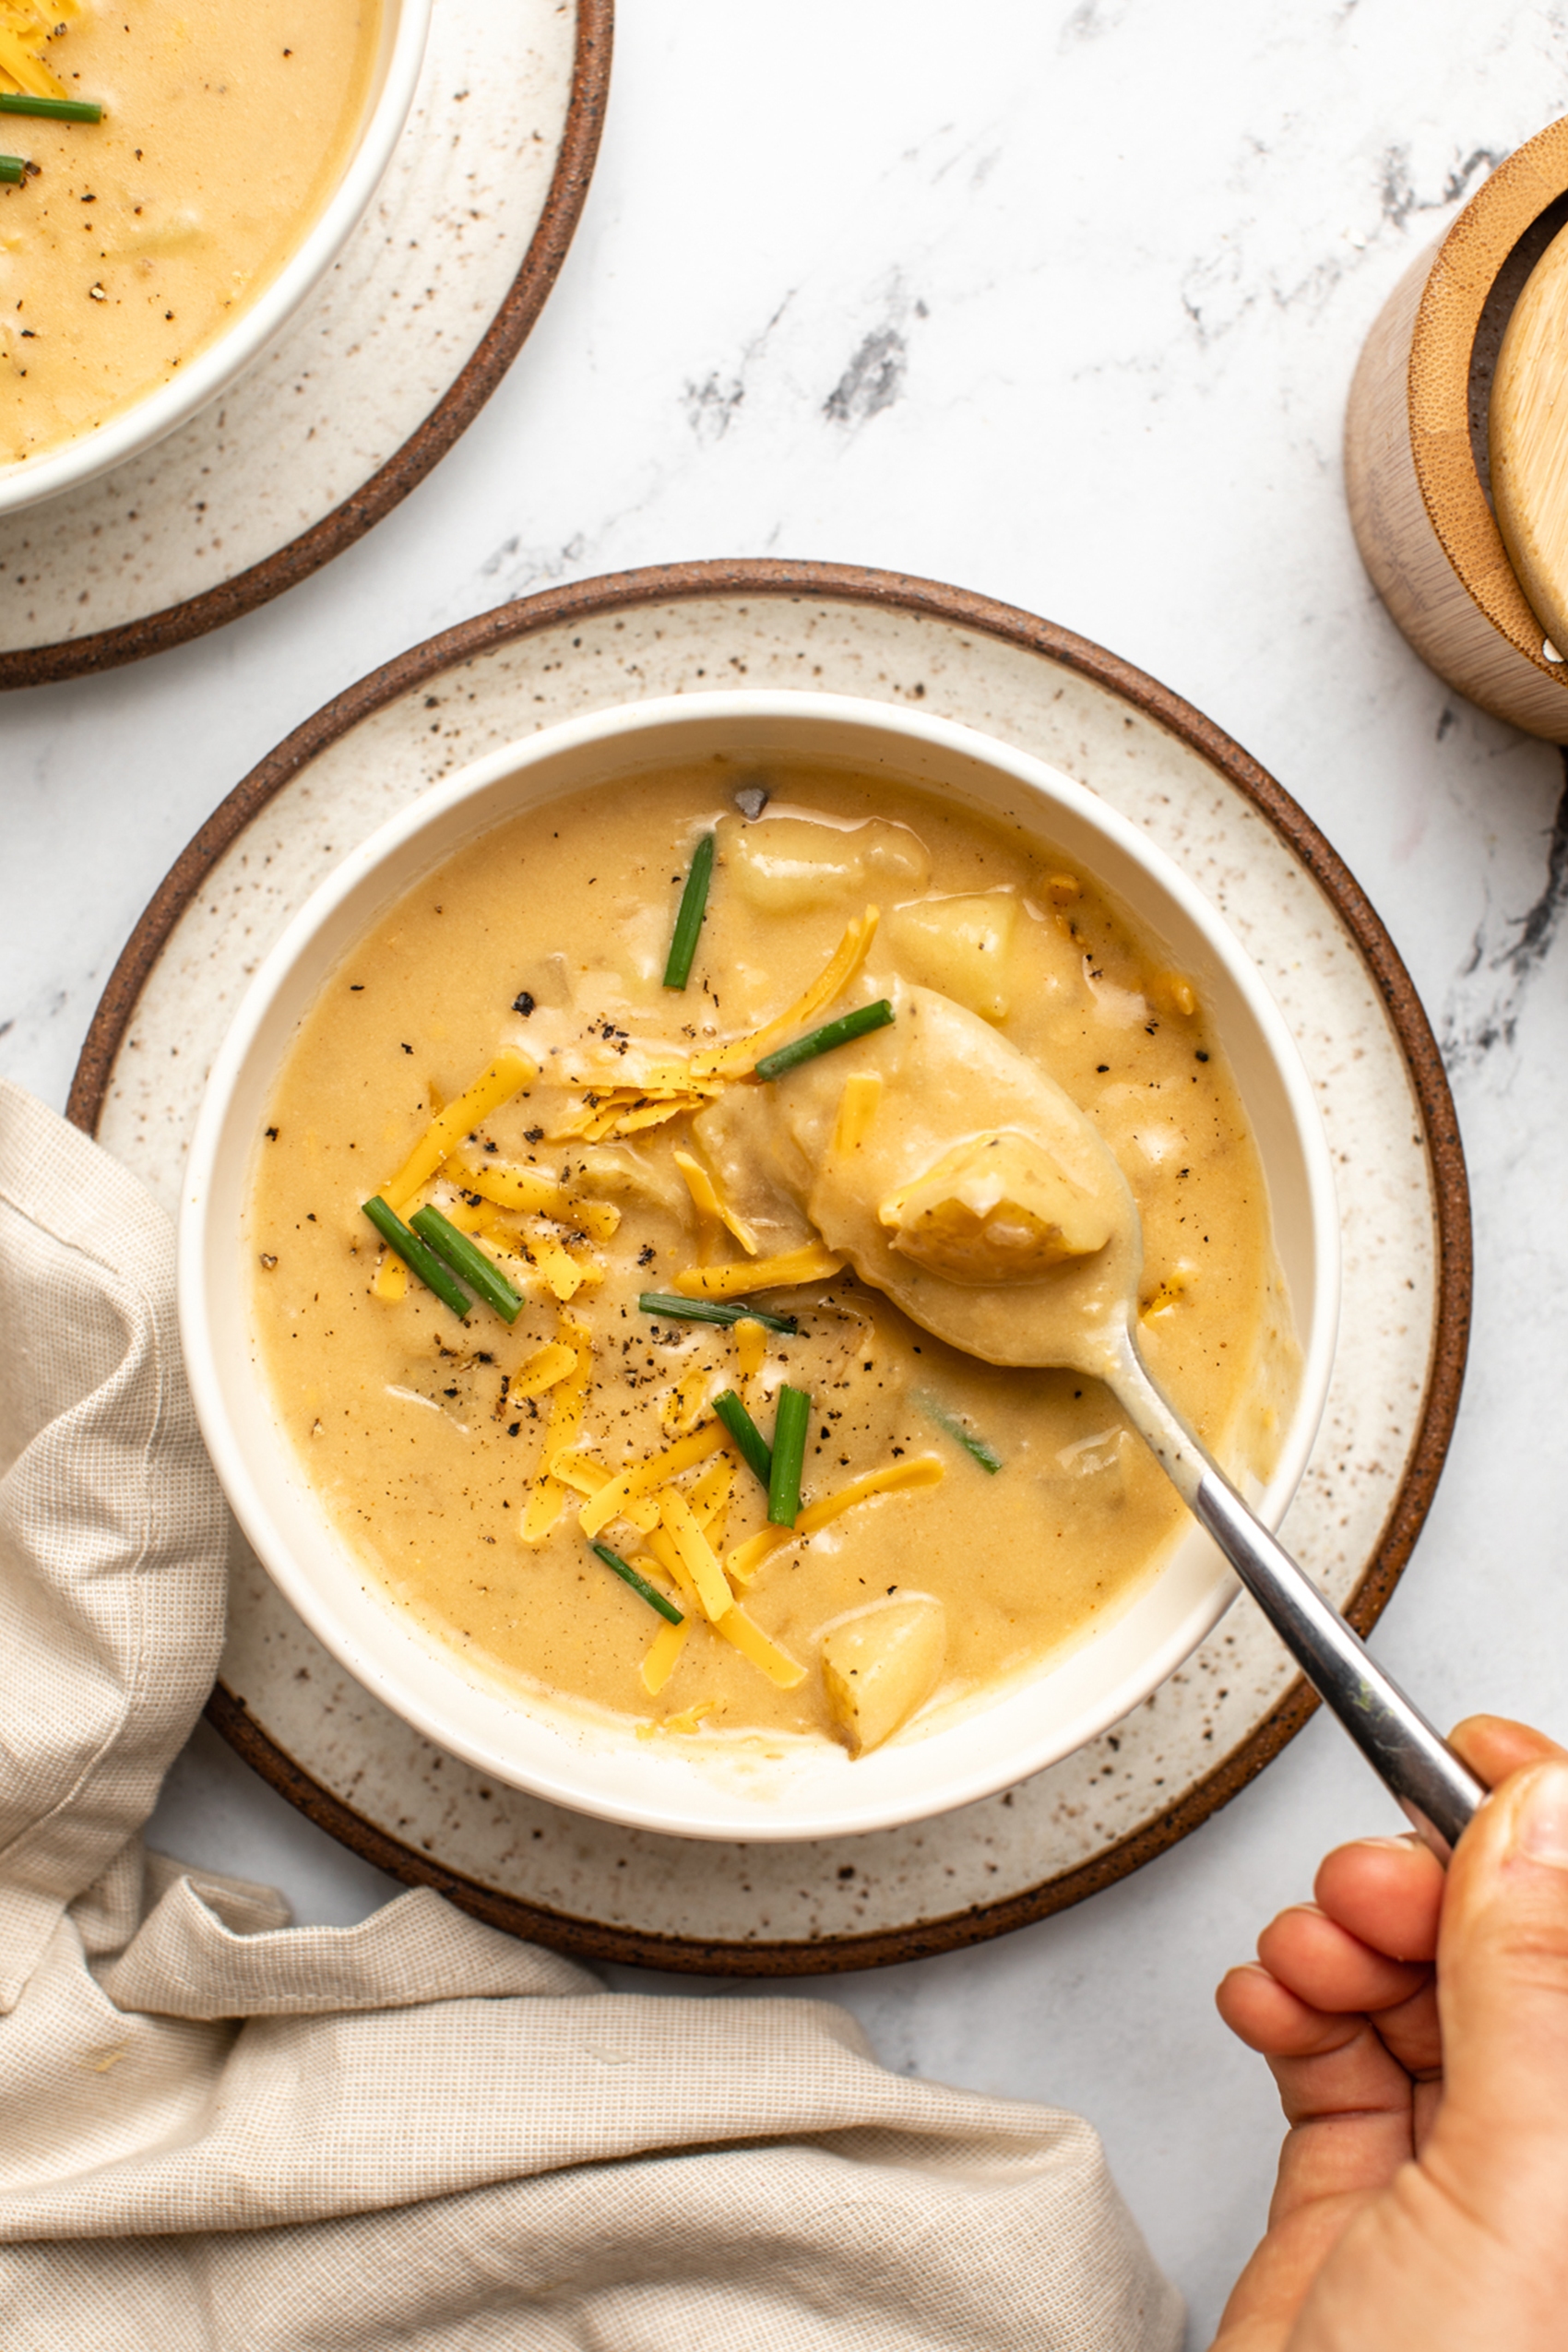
[0,0,433,517]
[179,687,1342,1842]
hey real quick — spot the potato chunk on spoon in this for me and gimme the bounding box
[775,987,1484,1855]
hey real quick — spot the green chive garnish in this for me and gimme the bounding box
[638,1291,797,1335]
[753,999,895,1082]
[913,1391,1002,1474]
[0,92,102,123]
[590,1539,684,1625]
[0,156,24,184]
[410,1203,524,1324]
[663,831,716,990]
[714,1387,772,1491]
[766,1384,810,1527]
[362,1195,471,1320]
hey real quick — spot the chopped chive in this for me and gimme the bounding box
[754,999,895,1082]
[714,1388,772,1491]
[362,1195,471,1320]
[663,831,716,990]
[767,1384,810,1527]
[0,92,102,122]
[590,1539,684,1625]
[638,1290,797,1336]
[913,1390,1003,1474]
[410,1203,524,1324]
[0,156,24,184]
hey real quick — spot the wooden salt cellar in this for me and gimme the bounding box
[1346,116,1568,739]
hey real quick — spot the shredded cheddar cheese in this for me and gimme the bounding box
[527,1226,592,1302]
[508,1340,579,1399]
[658,1489,733,1622]
[577,1421,728,1541]
[673,1242,844,1300]
[659,1358,717,1440]
[447,1151,619,1242]
[383,1050,537,1214]
[519,1475,566,1547]
[688,1453,734,1536]
[641,1528,700,1610]
[691,907,880,1080]
[638,1617,689,1695]
[714,1605,805,1689]
[833,1071,884,1155]
[734,1319,767,1387]
[636,1700,715,1739]
[673,1149,759,1255]
[371,1252,408,1302]
[0,0,75,101]
[726,1455,945,1585]
[540,1317,592,1471]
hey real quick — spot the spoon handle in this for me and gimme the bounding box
[1190,1468,1484,1858]
[1109,1338,1484,1859]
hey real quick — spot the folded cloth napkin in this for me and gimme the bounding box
[0,1077,1182,2351]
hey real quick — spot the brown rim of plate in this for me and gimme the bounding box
[0,0,613,693]
[67,557,1474,1977]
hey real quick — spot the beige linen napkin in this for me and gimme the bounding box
[0,1076,1182,2351]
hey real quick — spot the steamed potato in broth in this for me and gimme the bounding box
[248,764,1301,1758]
[0,0,381,468]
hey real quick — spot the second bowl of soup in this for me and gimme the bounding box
[0,0,429,510]
[181,692,1339,1841]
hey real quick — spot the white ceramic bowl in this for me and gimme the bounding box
[180,692,1340,1843]
[0,0,431,517]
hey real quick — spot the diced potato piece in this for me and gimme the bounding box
[820,1597,947,1757]
[719,814,931,912]
[886,893,1018,1021]
[880,1132,1111,1284]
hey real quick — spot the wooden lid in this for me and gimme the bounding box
[1399,118,1568,718]
[1492,219,1568,664]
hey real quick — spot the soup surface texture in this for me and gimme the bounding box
[248,764,1301,1759]
[0,0,381,469]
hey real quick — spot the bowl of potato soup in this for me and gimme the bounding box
[0,0,430,512]
[179,692,1340,1841]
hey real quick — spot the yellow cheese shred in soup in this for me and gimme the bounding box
[247,765,1301,1759]
[0,0,382,468]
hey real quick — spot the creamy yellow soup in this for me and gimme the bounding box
[0,0,382,468]
[247,765,1301,1759]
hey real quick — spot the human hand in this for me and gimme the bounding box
[1211,1716,1568,2352]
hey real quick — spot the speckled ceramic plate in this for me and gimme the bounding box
[70,561,1470,1974]
[0,0,610,687]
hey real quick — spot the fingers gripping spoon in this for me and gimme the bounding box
[783,985,1486,1859]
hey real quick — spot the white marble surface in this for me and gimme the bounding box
[5,3,1568,2340]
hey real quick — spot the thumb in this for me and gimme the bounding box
[1427,1759,1568,2233]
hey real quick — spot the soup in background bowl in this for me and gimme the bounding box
[179,693,1340,1842]
[0,0,429,511]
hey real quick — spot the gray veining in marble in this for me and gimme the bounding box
[6,4,1568,2339]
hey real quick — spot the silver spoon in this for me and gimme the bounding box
[784,984,1487,1859]
[1092,1321,1481,1858]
